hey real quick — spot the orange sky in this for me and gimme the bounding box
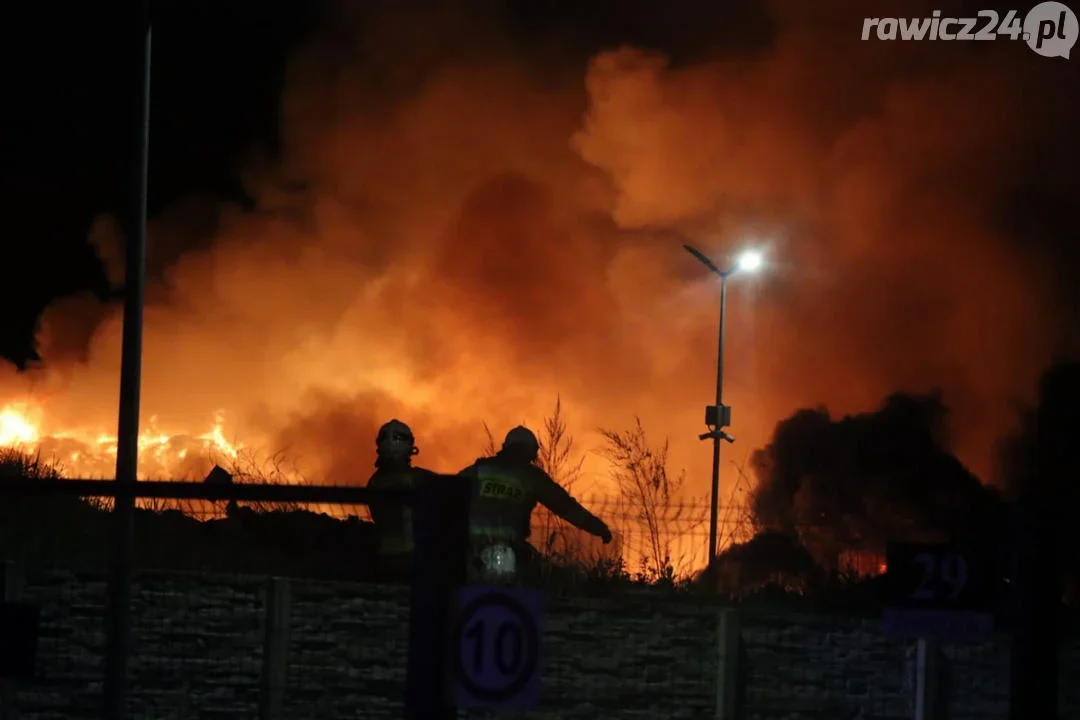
[0,0,1072,506]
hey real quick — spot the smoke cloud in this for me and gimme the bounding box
[749,391,997,566]
[4,0,1076,492]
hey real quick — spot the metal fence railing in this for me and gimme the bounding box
[0,473,422,720]
[1,465,1078,719]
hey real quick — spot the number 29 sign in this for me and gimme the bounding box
[883,542,994,610]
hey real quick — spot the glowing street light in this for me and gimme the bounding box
[682,244,766,566]
[735,249,764,274]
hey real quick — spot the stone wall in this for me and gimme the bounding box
[739,612,1015,720]
[4,567,1079,719]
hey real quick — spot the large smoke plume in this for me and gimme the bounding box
[4,0,1077,492]
[749,391,998,567]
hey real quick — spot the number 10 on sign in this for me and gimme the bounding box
[452,587,543,711]
[464,618,525,677]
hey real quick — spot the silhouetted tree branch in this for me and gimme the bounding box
[531,396,589,559]
[481,422,498,457]
[600,418,691,581]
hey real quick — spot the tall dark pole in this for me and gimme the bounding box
[405,475,469,719]
[1007,496,1060,720]
[707,276,727,565]
[684,244,741,568]
[102,2,151,717]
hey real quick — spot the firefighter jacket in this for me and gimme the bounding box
[366,463,438,556]
[458,453,608,545]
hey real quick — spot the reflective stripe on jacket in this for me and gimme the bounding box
[468,459,535,544]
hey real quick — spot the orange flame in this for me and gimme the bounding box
[0,404,39,446]
[0,401,241,480]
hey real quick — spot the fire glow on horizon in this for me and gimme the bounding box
[0,1,1073,581]
[0,401,241,480]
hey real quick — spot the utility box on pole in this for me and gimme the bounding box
[705,405,731,429]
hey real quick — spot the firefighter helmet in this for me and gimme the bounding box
[502,425,540,459]
[376,419,418,461]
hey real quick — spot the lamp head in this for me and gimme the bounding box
[734,249,764,274]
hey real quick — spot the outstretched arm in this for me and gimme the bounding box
[533,470,611,542]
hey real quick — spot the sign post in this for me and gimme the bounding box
[451,585,544,712]
[882,542,1002,720]
[404,475,470,720]
[882,542,998,642]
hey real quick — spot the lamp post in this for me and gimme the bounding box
[103,3,151,718]
[683,245,764,566]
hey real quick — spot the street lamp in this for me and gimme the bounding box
[735,249,764,273]
[683,244,765,566]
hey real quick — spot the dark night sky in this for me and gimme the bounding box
[1,1,319,367]
[0,0,778,369]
